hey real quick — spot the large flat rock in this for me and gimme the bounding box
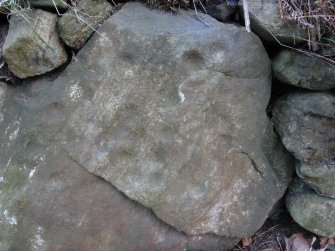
[0,2,293,243]
[0,82,235,251]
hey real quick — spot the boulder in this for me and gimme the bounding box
[286,179,335,237]
[56,3,292,238]
[0,80,236,251]
[296,160,335,198]
[57,0,112,49]
[1,2,293,243]
[238,0,308,45]
[3,9,68,78]
[272,91,335,196]
[272,50,335,90]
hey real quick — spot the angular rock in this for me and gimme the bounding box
[54,3,292,238]
[3,9,68,78]
[0,78,236,251]
[286,179,335,237]
[273,50,335,90]
[238,0,308,45]
[57,0,112,49]
[272,91,335,165]
[296,159,335,198]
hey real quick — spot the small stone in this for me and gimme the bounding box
[273,50,335,90]
[238,0,308,45]
[57,0,112,50]
[286,179,335,237]
[3,9,68,78]
[296,159,335,198]
[272,91,335,165]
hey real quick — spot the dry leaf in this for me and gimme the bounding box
[285,233,310,251]
[242,236,253,248]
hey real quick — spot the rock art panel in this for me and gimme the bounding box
[54,3,293,238]
[1,3,293,245]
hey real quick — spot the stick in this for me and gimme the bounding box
[242,0,251,32]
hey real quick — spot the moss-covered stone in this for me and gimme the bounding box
[3,9,68,78]
[286,179,335,237]
[57,0,112,49]
[273,50,335,90]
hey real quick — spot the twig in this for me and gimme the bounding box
[242,0,251,32]
[255,224,279,239]
[277,236,284,251]
[234,242,243,251]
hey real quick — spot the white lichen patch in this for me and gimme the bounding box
[0,176,4,183]
[178,83,185,103]
[125,69,134,78]
[0,113,3,123]
[6,120,21,145]
[3,210,17,225]
[31,226,45,251]
[29,167,36,179]
[68,82,83,101]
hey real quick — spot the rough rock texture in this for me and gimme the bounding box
[272,91,335,165]
[55,3,292,238]
[238,0,308,44]
[272,91,335,196]
[286,179,335,237]
[57,0,112,49]
[296,160,335,198]
[3,9,68,78]
[0,81,236,251]
[0,2,293,244]
[273,50,335,90]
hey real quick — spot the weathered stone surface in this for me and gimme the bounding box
[0,81,236,251]
[286,179,335,237]
[0,3,293,244]
[272,91,335,165]
[273,50,335,90]
[238,0,308,44]
[54,3,292,238]
[296,160,335,198]
[3,9,68,78]
[57,0,112,49]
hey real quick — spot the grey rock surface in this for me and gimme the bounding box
[238,0,308,45]
[273,50,335,90]
[0,81,236,251]
[57,0,112,49]
[55,3,292,238]
[272,91,335,165]
[286,179,335,237]
[296,160,335,198]
[0,2,293,244]
[3,9,68,78]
